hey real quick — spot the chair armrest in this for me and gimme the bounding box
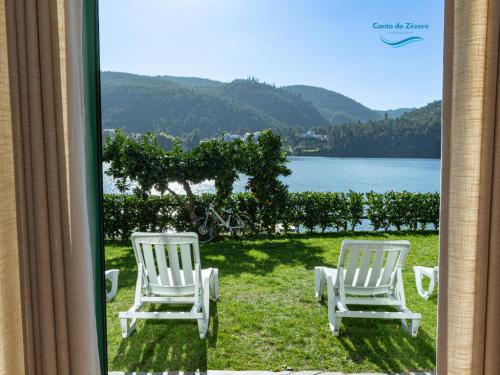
[105,269,120,301]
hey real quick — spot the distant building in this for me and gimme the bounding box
[130,132,141,140]
[103,128,116,139]
[303,130,327,141]
[223,133,244,142]
[244,131,261,142]
[103,128,142,140]
[220,132,262,142]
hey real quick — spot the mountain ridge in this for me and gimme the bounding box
[101,71,438,138]
[283,84,381,124]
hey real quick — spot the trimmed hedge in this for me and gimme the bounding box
[104,191,440,240]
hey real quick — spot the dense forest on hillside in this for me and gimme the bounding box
[101,72,391,135]
[102,72,327,136]
[279,101,442,158]
[214,79,329,128]
[156,75,224,88]
[101,83,283,136]
[101,71,441,158]
[374,107,414,119]
[101,71,182,88]
[284,85,382,124]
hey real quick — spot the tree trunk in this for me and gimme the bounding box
[181,181,198,224]
[165,182,198,226]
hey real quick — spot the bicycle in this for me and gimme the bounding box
[193,203,253,242]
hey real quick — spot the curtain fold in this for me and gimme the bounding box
[1,0,101,373]
[0,0,25,373]
[439,0,500,374]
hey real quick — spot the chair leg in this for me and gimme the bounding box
[328,294,342,336]
[399,316,420,337]
[314,267,326,302]
[119,296,143,339]
[414,266,436,300]
[120,316,137,339]
[210,269,219,301]
[198,298,209,339]
[331,316,342,336]
[198,272,213,339]
[410,317,420,337]
[197,317,208,339]
[106,269,120,302]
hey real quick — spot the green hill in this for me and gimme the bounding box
[284,100,442,158]
[213,79,329,128]
[375,107,414,119]
[283,85,381,124]
[400,100,441,124]
[100,71,182,88]
[159,75,224,88]
[101,71,224,89]
[101,82,283,137]
[101,72,329,136]
[100,71,439,151]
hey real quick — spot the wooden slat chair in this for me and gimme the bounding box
[119,232,218,339]
[314,240,421,337]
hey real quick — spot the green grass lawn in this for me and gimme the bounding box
[105,232,438,373]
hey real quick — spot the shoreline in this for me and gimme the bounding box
[288,153,441,160]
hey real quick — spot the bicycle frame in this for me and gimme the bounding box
[203,204,244,231]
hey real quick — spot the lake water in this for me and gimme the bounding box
[103,156,441,194]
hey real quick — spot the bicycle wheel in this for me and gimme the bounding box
[193,217,217,242]
[234,213,255,238]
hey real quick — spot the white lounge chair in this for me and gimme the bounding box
[105,269,120,302]
[314,240,421,337]
[413,266,439,300]
[119,232,218,339]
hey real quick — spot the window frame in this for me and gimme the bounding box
[83,1,108,373]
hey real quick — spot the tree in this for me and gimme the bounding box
[103,130,290,231]
[242,130,291,233]
[103,131,209,223]
[190,137,246,206]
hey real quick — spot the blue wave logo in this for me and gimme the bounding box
[380,36,423,48]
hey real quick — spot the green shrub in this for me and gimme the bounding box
[365,192,389,231]
[346,191,364,231]
[103,191,440,239]
[365,191,440,232]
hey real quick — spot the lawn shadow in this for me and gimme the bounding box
[337,318,436,372]
[105,232,437,372]
[110,302,218,372]
[105,247,141,290]
[199,230,436,277]
[106,231,438,288]
[106,237,330,284]
[200,238,329,277]
[207,301,219,348]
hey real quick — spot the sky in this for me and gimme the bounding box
[99,0,444,110]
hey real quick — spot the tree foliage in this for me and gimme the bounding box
[103,129,290,230]
[243,130,291,232]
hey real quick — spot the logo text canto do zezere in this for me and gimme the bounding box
[373,22,430,48]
